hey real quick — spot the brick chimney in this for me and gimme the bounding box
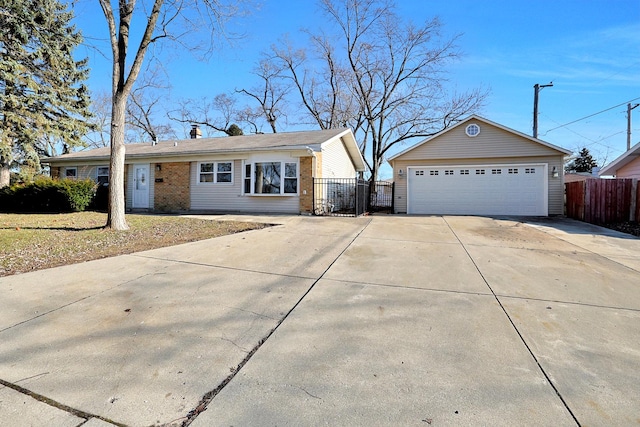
[190,124,202,139]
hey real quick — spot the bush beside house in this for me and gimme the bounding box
[0,177,97,213]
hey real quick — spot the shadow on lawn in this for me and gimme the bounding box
[0,226,105,231]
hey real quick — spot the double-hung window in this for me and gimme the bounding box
[198,161,233,184]
[97,166,109,186]
[65,167,77,179]
[244,161,298,195]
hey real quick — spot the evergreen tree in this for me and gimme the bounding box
[227,124,244,136]
[0,0,91,186]
[565,147,598,173]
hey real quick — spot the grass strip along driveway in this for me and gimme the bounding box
[0,212,268,277]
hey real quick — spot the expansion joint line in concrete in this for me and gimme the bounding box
[0,272,159,334]
[442,218,582,427]
[0,378,125,427]
[527,223,640,275]
[181,218,374,427]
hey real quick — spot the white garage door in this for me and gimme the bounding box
[407,165,547,216]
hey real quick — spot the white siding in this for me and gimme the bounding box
[64,164,108,181]
[321,137,357,178]
[190,159,299,213]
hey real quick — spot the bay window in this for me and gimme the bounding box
[244,160,298,195]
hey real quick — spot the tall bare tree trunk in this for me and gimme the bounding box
[106,93,128,230]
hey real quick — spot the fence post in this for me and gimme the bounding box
[391,182,395,213]
[631,179,638,222]
[584,179,591,223]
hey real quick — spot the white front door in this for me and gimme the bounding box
[132,164,150,208]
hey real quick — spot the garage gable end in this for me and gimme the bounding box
[390,115,570,162]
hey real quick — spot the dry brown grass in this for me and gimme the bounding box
[0,212,269,277]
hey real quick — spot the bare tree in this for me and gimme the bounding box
[235,58,291,133]
[270,0,487,180]
[169,93,240,136]
[98,0,246,230]
[85,90,112,149]
[126,65,176,142]
[173,57,290,136]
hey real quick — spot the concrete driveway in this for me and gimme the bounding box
[1,215,639,426]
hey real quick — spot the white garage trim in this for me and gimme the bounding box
[406,163,548,216]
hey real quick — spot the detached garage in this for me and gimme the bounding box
[389,115,571,216]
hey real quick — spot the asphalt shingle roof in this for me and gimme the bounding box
[46,128,352,162]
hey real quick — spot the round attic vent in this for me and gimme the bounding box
[465,123,480,137]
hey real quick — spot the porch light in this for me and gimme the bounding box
[398,169,405,179]
[552,166,559,178]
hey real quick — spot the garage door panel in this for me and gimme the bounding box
[408,165,546,216]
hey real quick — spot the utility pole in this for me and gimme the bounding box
[627,103,639,150]
[533,82,553,138]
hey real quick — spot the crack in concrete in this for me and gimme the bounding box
[178,218,374,426]
[0,378,125,427]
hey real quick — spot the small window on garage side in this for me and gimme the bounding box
[475,169,485,175]
[65,167,77,179]
[491,169,502,174]
[460,169,469,175]
[97,166,109,186]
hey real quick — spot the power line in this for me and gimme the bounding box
[542,96,640,135]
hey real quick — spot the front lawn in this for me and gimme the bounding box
[0,212,268,277]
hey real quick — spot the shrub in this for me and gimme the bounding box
[0,177,97,213]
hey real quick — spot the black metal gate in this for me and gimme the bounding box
[313,178,394,216]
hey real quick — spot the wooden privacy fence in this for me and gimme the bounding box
[566,178,639,224]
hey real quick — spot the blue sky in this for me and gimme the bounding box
[71,0,640,176]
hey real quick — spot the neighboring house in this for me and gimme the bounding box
[388,115,571,216]
[564,171,598,183]
[45,128,366,215]
[598,141,640,179]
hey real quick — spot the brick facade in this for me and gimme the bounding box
[298,153,322,214]
[153,162,190,212]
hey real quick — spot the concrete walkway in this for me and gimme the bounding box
[1,215,639,426]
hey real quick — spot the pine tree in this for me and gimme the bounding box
[566,147,598,173]
[0,0,91,186]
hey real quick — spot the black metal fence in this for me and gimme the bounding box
[313,178,394,217]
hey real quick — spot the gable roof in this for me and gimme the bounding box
[388,115,572,161]
[598,141,640,176]
[45,128,366,171]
